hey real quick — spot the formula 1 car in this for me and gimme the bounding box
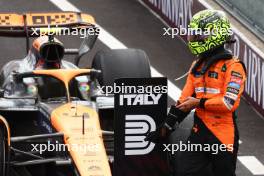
[0,12,151,176]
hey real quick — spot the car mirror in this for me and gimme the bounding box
[1,80,38,100]
[74,30,98,66]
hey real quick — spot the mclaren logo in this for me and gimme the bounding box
[124,115,156,155]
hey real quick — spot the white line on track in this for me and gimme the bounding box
[49,0,182,102]
[238,156,264,175]
[50,0,80,12]
[49,0,260,173]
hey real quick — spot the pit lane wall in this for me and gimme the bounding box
[141,0,264,116]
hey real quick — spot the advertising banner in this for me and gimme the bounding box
[114,77,169,176]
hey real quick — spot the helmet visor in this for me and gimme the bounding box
[187,29,210,42]
[40,43,64,63]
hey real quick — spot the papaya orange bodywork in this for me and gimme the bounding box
[33,69,91,101]
[0,14,23,26]
[33,69,91,84]
[0,12,95,27]
[0,115,11,146]
[31,69,111,175]
[51,103,111,176]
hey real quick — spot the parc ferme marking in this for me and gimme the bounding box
[49,0,264,175]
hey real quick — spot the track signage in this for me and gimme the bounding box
[114,77,169,176]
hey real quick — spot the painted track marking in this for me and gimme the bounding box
[238,156,264,175]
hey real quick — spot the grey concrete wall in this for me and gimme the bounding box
[216,0,264,38]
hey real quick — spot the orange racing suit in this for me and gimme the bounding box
[177,55,246,176]
[179,57,246,148]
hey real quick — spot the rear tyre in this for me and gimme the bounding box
[91,49,151,132]
[91,49,151,86]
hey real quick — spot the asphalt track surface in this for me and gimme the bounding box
[0,0,263,175]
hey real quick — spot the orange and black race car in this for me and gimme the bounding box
[0,12,151,176]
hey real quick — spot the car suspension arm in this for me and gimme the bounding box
[10,158,72,167]
[11,132,63,143]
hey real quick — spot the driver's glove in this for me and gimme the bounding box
[145,105,189,143]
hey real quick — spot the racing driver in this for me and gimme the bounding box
[146,10,246,176]
[30,35,64,69]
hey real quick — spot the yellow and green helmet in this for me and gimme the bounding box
[188,10,232,55]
